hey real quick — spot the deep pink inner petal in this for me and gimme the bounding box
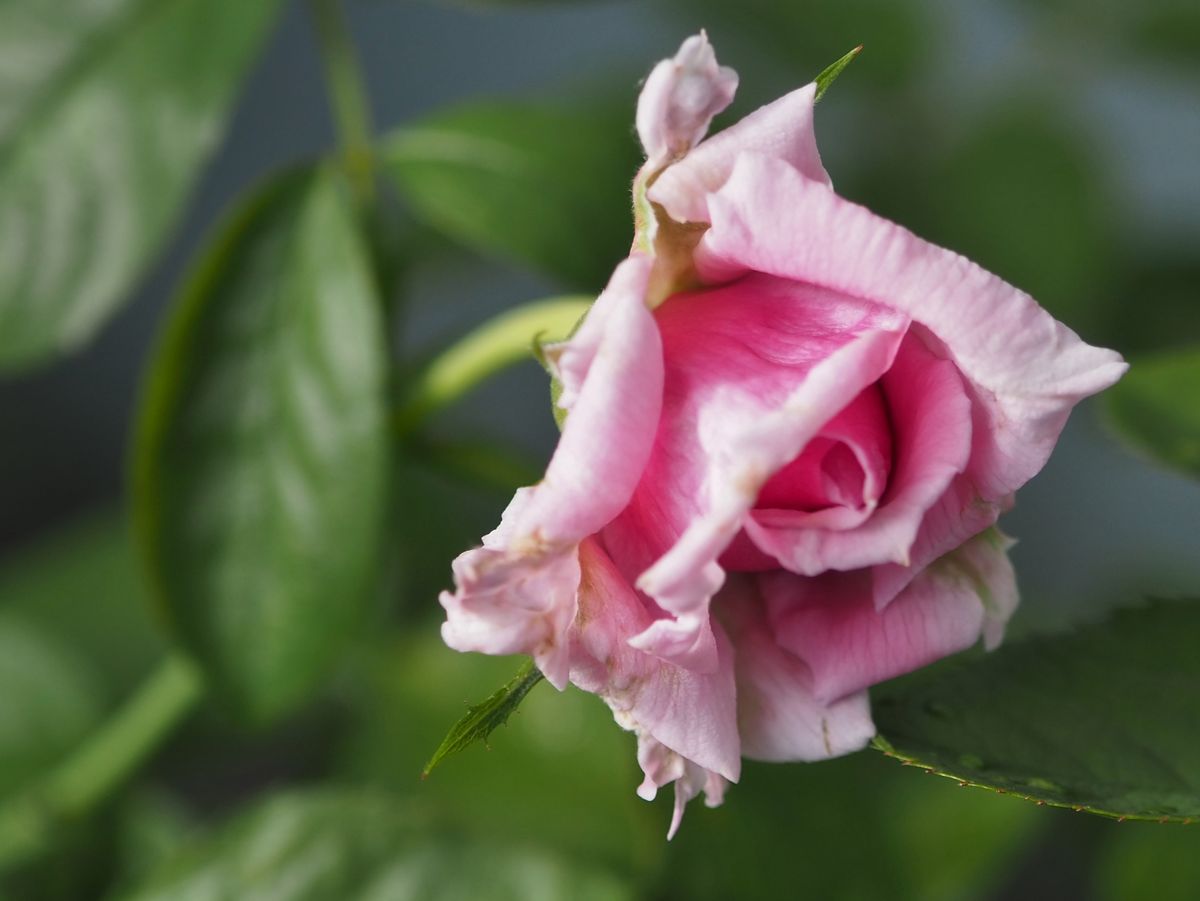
[601,273,907,587]
[741,330,976,578]
[719,385,893,572]
[754,386,891,514]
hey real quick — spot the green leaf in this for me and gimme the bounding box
[1104,346,1200,480]
[0,510,165,695]
[663,751,1038,901]
[339,636,657,873]
[873,600,1200,821]
[813,45,863,102]
[921,103,1116,342]
[0,0,283,371]
[1097,820,1200,901]
[423,659,545,777]
[668,0,931,94]
[133,167,390,724]
[382,101,640,290]
[0,612,104,800]
[111,789,633,901]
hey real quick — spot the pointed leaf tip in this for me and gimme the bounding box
[814,45,863,103]
[422,660,545,778]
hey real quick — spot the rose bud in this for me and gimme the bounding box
[440,33,1127,838]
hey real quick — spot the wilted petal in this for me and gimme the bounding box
[636,735,729,839]
[440,543,580,689]
[570,539,740,783]
[636,31,738,168]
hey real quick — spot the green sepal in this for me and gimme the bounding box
[814,44,864,102]
[423,660,545,778]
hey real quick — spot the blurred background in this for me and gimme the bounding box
[0,0,1198,898]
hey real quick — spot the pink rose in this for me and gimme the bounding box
[440,33,1127,836]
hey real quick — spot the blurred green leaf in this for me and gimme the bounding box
[339,635,660,875]
[0,612,104,800]
[1097,821,1200,901]
[874,600,1200,821]
[111,789,633,901]
[1104,346,1200,479]
[669,0,931,93]
[390,456,512,620]
[427,0,613,8]
[133,167,390,724]
[922,103,1116,343]
[112,790,198,890]
[1109,257,1200,356]
[1009,0,1200,67]
[0,511,164,694]
[663,751,1038,901]
[1130,2,1200,64]
[382,101,640,290]
[423,659,544,777]
[0,0,283,371]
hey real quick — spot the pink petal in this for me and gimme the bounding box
[717,575,876,762]
[744,329,974,575]
[636,735,729,840]
[570,539,741,784]
[611,274,907,671]
[636,32,738,168]
[440,543,580,689]
[869,477,1012,611]
[698,153,1128,503]
[648,82,829,225]
[523,254,663,542]
[763,529,1019,703]
[441,256,663,688]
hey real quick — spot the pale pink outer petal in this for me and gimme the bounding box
[717,576,876,763]
[744,329,974,575]
[697,153,1129,505]
[570,539,738,837]
[648,82,829,225]
[630,290,907,672]
[439,544,580,689]
[440,255,663,689]
[965,528,1020,649]
[636,32,738,168]
[519,254,662,541]
[570,540,740,782]
[636,736,728,840]
[869,479,1012,611]
[763,529,1020,703]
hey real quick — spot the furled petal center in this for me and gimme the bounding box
[754,386,891,516]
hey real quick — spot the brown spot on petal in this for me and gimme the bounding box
[734,466,767,499]
[646,207,708,308]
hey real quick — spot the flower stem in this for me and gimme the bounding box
[310,0,375,206]
[0,655,203,872]
[394,297,592,436]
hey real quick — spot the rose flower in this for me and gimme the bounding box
[439,33,1127,836]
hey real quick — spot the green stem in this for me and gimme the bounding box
[0,655,203,872]
[310,0,375,206]
[395,297,592,436]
